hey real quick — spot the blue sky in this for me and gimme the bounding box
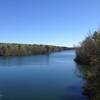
[0,0,100,47]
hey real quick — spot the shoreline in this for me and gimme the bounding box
[0,43,72,56]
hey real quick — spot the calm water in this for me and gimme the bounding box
[0,50,86,100]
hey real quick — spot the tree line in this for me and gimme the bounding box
[0,43,68,56]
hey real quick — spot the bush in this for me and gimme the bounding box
[75,30,100,65]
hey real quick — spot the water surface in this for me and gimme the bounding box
[0,50,86,100]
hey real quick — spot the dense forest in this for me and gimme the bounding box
[0,43,69,56]
[75,30,100,100]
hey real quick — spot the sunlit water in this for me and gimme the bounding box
[0,50,86,100]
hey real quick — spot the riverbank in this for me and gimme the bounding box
[75,30,100,100]
[0,43,71,56]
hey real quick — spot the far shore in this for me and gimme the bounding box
[0,43,74,56]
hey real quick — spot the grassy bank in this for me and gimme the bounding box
[75,30,100,100]
[0,43,69,56]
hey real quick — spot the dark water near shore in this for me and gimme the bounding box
[0,50,86,100]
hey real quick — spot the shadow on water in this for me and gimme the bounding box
[75,63,92,79]
[74,63,92,100]
[60,65,87,100]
